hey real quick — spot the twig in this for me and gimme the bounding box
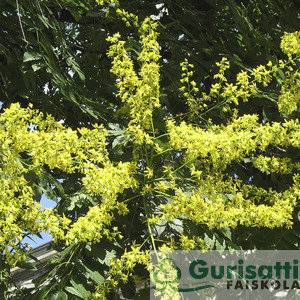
[36,0,44,17]
[276,146,286,152]
[16,0,29,47]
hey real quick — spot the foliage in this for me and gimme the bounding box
[0,0,299,299]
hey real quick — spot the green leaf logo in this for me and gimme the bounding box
[152,258,181,292]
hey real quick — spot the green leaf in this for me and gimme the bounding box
[120,276,136,299]
[78,260,105,285]
[133,287,149,300]
[277,69,285,81]
[24,52,42,63]
[64,287,85,299]
[28,253,41,264]
[69,276,91,298]
[204,233,215,248]
[112,135,125,149]
[215,238,226,250]
[67,58,85,81]
[38,15,54,29]
[33,264,61,287]
[225,194,235,201]
[155,220,167,236]
[61,192,93,211]
[48,244,75,265]
[155,139,170,151]
[42,186,57,202]
[45,291,68,300]
[108,123,125,136]
[16,261,37,271]
[32,62,46,72]
[96,249,117,266]
[86,11,106,18]
[219,226,232,240]
[38,170,65,202]
[169,219,183,234]
[32,278,59,300]
[81,105,99,119]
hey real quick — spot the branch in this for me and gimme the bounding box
[16,0,28,48]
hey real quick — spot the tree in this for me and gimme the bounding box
[0,0,299,298]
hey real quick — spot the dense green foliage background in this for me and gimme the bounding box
[0,0,299,298]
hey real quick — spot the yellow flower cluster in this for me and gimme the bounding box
[0,103,136,265]
[179,235,209,250]
[167,116,299,170]
[107,17,161,129]
[277,32,300,114]
[278,81,300,115]
[179,32,299,116]
[97,32,298,295]
[95,0,119,8]
[116,8,139,27]
[3,3,300,293]
[281,31,300,55]
[214,57,231,82]
[161,177,298,229]
[178,59,230,113]
[92,245,150,298]
[278,74,299,115]
[94,21,298,297]
[82,161,136,198]
[64,206,118,245]
[125,123,154,146]
[96,0,117,4]
[165,115,299,229]
[0,175,40,265]
[252,156,298,174]
[179,59,201,113]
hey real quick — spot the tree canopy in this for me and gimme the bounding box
[0,0,299,298]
